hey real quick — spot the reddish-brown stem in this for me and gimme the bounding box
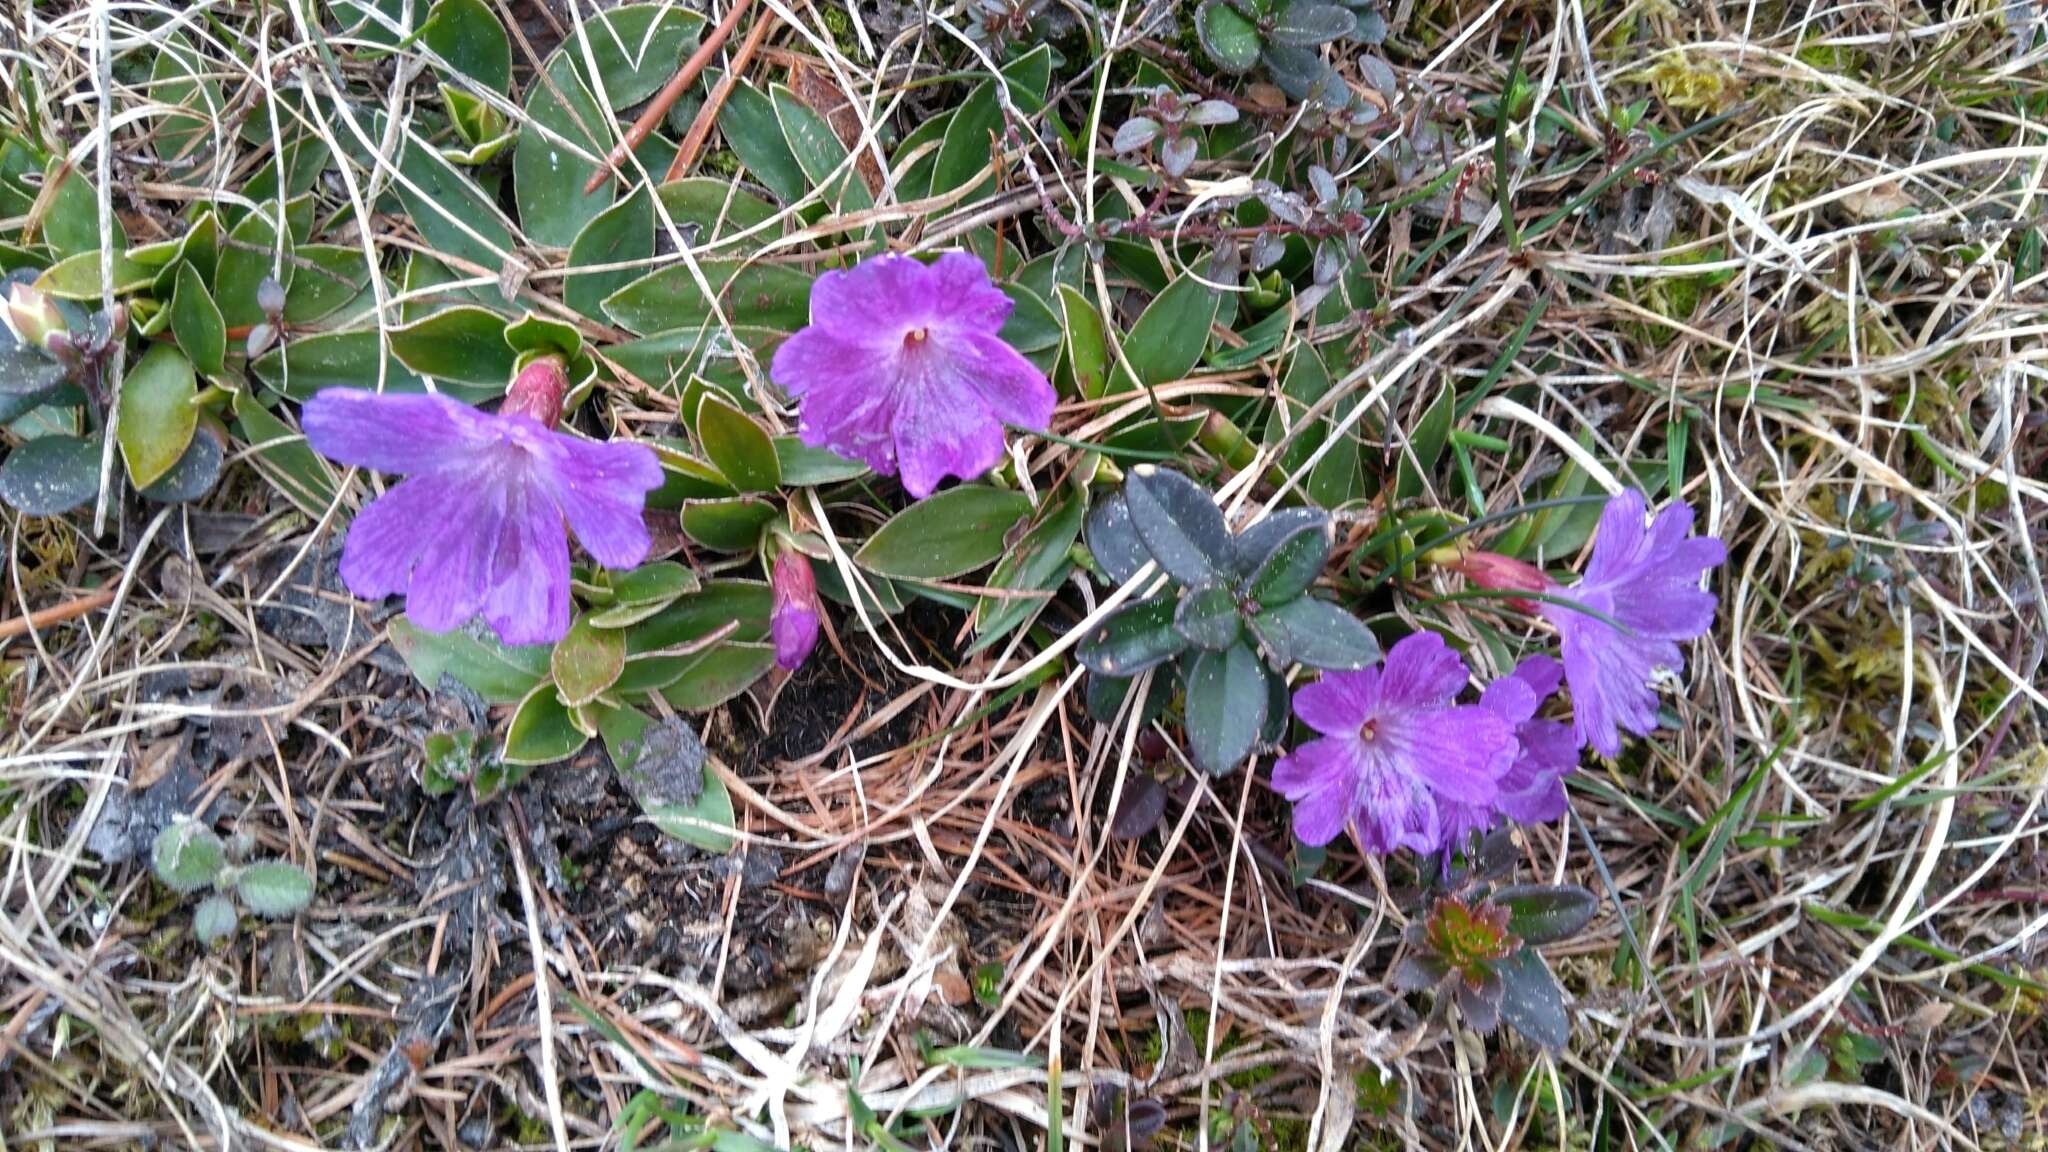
[0,588,118,640]
[665,4,780,182]
[582,0,758,195]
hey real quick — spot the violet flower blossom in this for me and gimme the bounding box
[302,359,663,646]
[1271,632,1515,855]
[1435,656,1580,851]
[769,252,1056,499]
[1457,491,1725,758]
[770,549,822,671]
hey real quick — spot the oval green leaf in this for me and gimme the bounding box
[118,343,197,489]
[854,485,1032,581]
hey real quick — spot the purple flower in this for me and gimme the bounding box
[302,365,663,646]
[770,549,822,671]
[769,252,1056,499]
[1271,633,1516,854]
[1540,491,1725,758]
[1434,657,1581,849]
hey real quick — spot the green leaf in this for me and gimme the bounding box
[587,563,700,627]
[658,177,781,239]
[1245,519,1331,604]
[1181,641,1267,774]
[1264,347,1361,509]
[389,615,552,703]
[1075,596,1187,678]
[233,391,338,515]
[1196,0,1264,72]
[603,260,813,335]
[235,862,315,918]
[250,330,448,402]
[975,494,1084,648]
[1268,1,1356,45]
[1123,465,1230,587]
[602,707,739,853]
[1395,379,1456,500]
[1229,507,1327,575]
[37,158,126,259]
[194,893,238,945]
[657,642,776,711]
[1174,584,1241,650]
[1056,285,1108,399]
[170,263,226,376]
[139,425,224,504]
[1493,884,1598,946]
[118,343,197,489]
[629,580,771,651]
[775,437,868,486]
[420,0,513,92]
[393,131,517,271]
[770,85,873,215]
[504,682,592,765]
[565,185,655,321]
[213,207,292,328]
[1248,596,1380,670]
[551,615,626,707]
[1494,948,1570,1050]
[0,327,67,412]
[151,820,225,893]
[931,45,1053,196]
[1120,274,1220,389]
[695,392,781,492]
[282,245,377,326]
[150,33,224,175]
[855,486,1032,580]
[389,306,516,386]
[1084,491,1152,585]
[0,434,101,515]
[35,250,153,299]
[719,82,808,203]
[681,495,778,552]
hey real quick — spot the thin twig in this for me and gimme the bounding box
[665,3,780,182]
[0,589,118,641]
[582,0,758,195]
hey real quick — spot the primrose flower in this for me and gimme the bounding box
[769,252,1056,499]
[1271,632,1515,855]
[1434,656,1581,852]
[770,549,822,671]
[302,360,663,646]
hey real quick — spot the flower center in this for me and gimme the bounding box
[1359,718,1379,743]
[903,327,929,347]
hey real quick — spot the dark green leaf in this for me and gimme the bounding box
[998,283,1060,353]
[719,82,808,203]
[1056,284,1108,399]
[695,392,781,492]
[1174,584,1241,650]
[1230,507,1327,574]
[282,245,377,326]
[854,486,1032,581]
[603,260,813,335]
[681,495,778,552]
[1123,465,1230,587]
[1181,641,1267,774]
[975,494,1084,647]
[1120,275,1220,388]
[1085,666,1172,724]
[1084,490,1152,585]
[233,391,338,515]
[628,580,771,651]
[1268,1,1356,46]
[170,263,226,377]
[118,343,197,489]
[932,45,1054,196]
[388,305,516,386]
[394,132,516,270]
[213,207,292,327]
[503,683,591,765]
[658,177,780,239]
[250,329,455,402]
[35,250,153,299]
[1076,597,1186,678]
[657,641,777,711]
[1196,0,1263,72]
[1395,379,1456,500]
[389,615,552,704]
[138,425,224,504]
[1494,948,1570,1050]
[420,0,513,92]
[1493,884,1599,946]
[565,185,655,321]
[1249,596,1379,669]
[1245,519,1331,604]
[775,437,868,485]
[770,85,873,215]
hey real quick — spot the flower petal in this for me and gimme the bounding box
[543,435,662,569]
[338,474,457,599]
[403,484,500,634]
[951,332,1057,432]
[1495,717,1577,823]
[1558,617,1677,757]
[303,389,497,475]
[926,250,1014,335]
[891,387,1008,498]
[1272,739,1356,847]
[1292,668,1377,735]
[480,479,573,645]
[1386,702,1511,804]
[1509,654,1564,700]
[1375,631,1470,710]
[773,328,902,474]
[1580,489,1650,586]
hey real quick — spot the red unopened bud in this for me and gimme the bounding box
[4,283,66,352]
[503,355,567,428]
[770,550,822,671]
[1449,550,1554,614]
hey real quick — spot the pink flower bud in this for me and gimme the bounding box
[770,550,822,671]
[1451,550,1553,614]
[4,283,66,352]
[503,356,568,428]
